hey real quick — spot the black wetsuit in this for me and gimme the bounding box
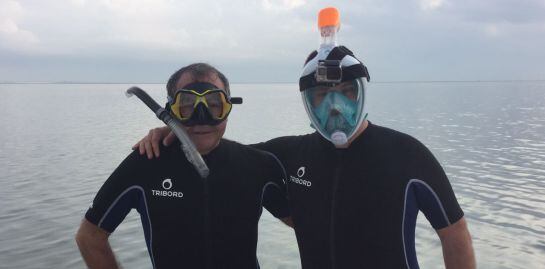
[85,139,289,269]
[255,122,464,269]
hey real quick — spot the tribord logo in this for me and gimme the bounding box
[162,178,173,190]
[290,166,312,187]
[297,167,305,177]
[152,178,183,198]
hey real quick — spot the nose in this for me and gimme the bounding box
[330,109,340,116]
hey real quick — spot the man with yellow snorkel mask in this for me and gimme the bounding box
[76,63,290,269]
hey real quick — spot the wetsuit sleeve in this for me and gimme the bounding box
[84,151,147,233]
[408,139,464,230]
[260,152,291,219]
[251,136,296,163]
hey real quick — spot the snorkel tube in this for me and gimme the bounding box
[126,87,210,178]
[317,7,340,60]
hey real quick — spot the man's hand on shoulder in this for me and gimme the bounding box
[132,126,176,159]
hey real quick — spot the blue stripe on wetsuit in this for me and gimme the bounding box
[403,179,451,269]
[97,186,156,268]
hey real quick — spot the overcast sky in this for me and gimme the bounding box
[1,0,544,83]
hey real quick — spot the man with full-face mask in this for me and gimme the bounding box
[134,8,475,269]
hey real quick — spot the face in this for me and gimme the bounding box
[302,79,363,139]
[310,81,357,108]
[175,72,227,155]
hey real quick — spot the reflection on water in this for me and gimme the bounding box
[0,82,544,268]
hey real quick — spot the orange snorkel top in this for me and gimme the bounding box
[317,7,340,46]
[318,7,340,28]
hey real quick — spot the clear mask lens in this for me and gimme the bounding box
[302,78,366,145]
[172,90,231,121]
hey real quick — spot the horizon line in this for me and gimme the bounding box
[1,79,545,85]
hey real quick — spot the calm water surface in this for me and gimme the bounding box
[0,82,544,268]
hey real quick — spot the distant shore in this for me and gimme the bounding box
[2,80,545,85]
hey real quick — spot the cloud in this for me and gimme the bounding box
[444,0,545,24]
[484,24,500,37]
[262,0,306,11]
[0,0,313,60]
[0,0,39,51]
[419,0,445,11]
[1,0,544,82]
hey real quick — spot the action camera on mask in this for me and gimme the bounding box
[315,60,342,83]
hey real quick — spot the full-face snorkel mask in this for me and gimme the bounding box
[299,7,370,146]
[299,47,370,146]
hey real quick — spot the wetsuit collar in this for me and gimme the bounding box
[345,120,374,149]
[170,138,225,165]
[201,139,228,164]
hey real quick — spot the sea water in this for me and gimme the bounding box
[0,82,544,268]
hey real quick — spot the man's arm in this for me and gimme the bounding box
[77,151,149,268]
[437,217,476,269]
[75,219,120,269]
[405,136,475,268]
[259,147,295,228]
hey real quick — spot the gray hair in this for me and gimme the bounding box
[166,63,230,98]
